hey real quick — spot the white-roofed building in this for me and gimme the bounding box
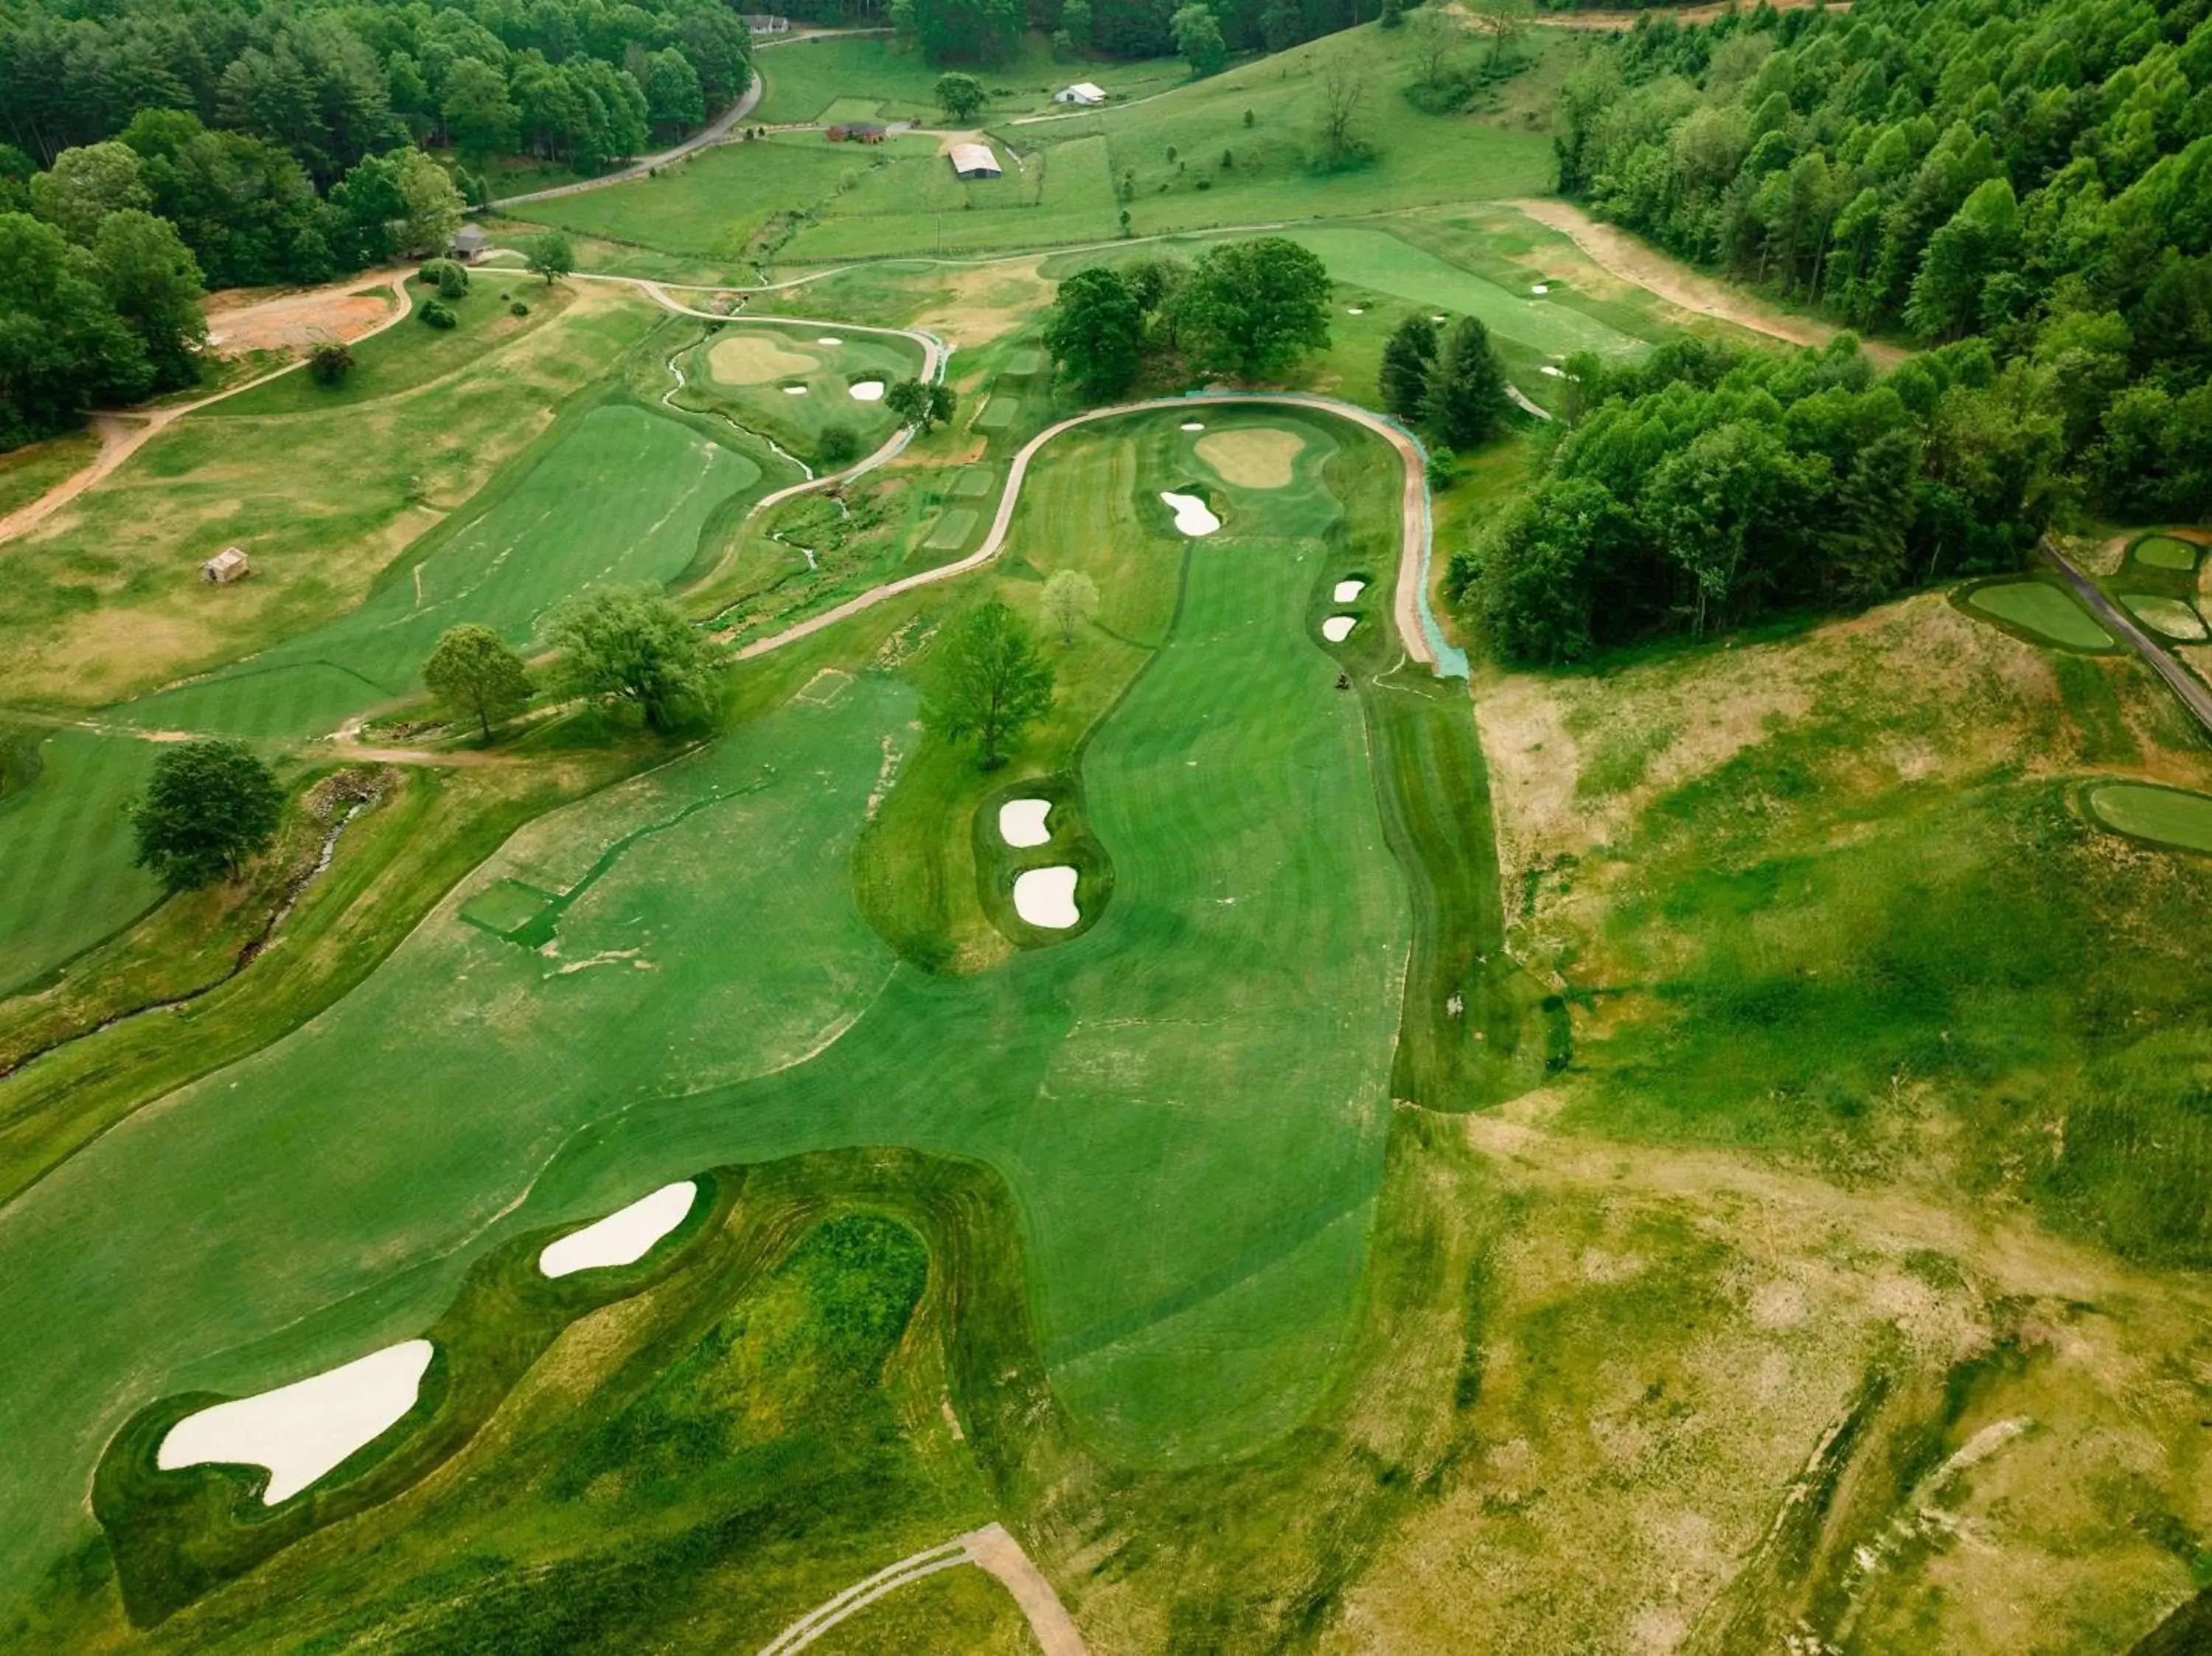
[947,142,1002,179]
[1054,82,1106,105]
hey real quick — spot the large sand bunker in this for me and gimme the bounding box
[1000,799,1052,847]
[1322,616,1357,642]
[158,1340,434,1504]
[1161,492,1220,535]
[1196,428,1304,489]
[709,333,818,385]
[1333,580,1366,602]
[1013,866,1079,928]
[849,380,886,401]
[540,1180,698,1278]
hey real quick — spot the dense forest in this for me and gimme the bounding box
[1453,0,2212,664]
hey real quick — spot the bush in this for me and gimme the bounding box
[509,300,529,317]
[420,299,458,330]
[419,257,469,298]
[307,342,354,386]
[817,422,863,468]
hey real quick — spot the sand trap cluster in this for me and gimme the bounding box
[1196,428,1304,489]
[1161,492,1220,535]
[1000,799,1051,847]
[849,380,886,401]
[1013,866,1079,928]
[1322,616,1357,642]
[1333,580,1365,602]
[709,334,817,384]
[540,1181,698,1278]
[158,1340,435,1505]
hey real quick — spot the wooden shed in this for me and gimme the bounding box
[201,547,249,584]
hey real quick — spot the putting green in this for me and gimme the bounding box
[2119,594,2208,640]
[1196,427,1305,489]
[2087,783,2212,853]
[683,322,923,463]
[922,508,977,551]
[2133,535,2199,571]
[707,333,817,384]
[1965,580,2114,650]
[0,408,1413,1590]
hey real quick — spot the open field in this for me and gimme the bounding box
[0,729,162,997]
[0,433,102,522]
[752,31,1184,125]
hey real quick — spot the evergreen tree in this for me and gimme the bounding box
[1422,316,1510,448]
[1378,313,1437,422]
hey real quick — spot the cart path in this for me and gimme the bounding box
[0,271,415,549]
[1506,198,1906,366]
[728,386,1464,676]
[2041,536,2212,742]
[757,1523,1086,1656]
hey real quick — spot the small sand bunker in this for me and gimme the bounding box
[158,1340,434,1505]
[1531,283,1549,295]
[816,335,843,346]
[709,333,818,384]
[1540,364,1565,377]
[849,380,886,401]
[540,1180,698,1278]
[1161,491,1220,535]
[1196,428,1305,490]
[1332,579,1365,602]
[1322,616,1357,642]
[1180,420,1205,431]
[1346,305,1365,315]
[1000,799,1052,847]
[1013,866,1079,928]
[782,383,809,395]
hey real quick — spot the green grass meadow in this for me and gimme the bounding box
[753,30,1184,125]
[0,729,162,996]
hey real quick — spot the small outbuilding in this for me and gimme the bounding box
[202,547,249,584]
[449,223,489,260]
[1054,82,1106,105]
[947,142,1002,180]
[827,122,888,143]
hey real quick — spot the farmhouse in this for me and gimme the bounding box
[1054,82,1106,105]
[201,547,249,584]
[826,122,886,143]
[947,142,1002,180]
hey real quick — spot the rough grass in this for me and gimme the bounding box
[752,29,1183,125]
[0,431,100,520]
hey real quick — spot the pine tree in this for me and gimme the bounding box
[1378,313,1438,422]
[1423,316,1511,448]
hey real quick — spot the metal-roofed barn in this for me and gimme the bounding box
[947,142,1002,180]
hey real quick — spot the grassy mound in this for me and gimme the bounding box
[2086,781,2212,854]
[1962,578,2115,650]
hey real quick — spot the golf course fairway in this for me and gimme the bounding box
[0,407,1421,1595]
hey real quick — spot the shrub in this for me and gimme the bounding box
[420,299,458,329]
[307,342,354,386]
[817,422,863,468]
[419,257,469,298]
[509,300,529,316]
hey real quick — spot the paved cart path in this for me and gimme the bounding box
[2042,536,2212,742]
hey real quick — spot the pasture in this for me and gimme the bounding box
[752,30,1183,125]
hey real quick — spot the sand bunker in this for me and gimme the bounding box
[1180,421,1205,431]
[158,1340,434,1504]
[1531,283,1549,294]
[849,380,886,400]
[1540,364,1565,376]
[2121,594,2208,639]
[540,1180,698,1278]
[1161,492,1220,535]
[782,384,809,395]
[816,335,843,345]
[1000,799,1052,847]
[1346,306,1365,315]
[1013,866,1079,928]
[1196,428,1304,489]
[1322,616,1357,642]
[709,334,817,384]
[1333,580,1365,602]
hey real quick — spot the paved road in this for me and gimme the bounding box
[2040,536,2212,742]
[729,386,1467,677]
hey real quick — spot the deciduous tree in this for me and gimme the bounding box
[1180,236,1331,379]
[424,623,533,739]
[934,72,987,122]
[527,229,575,284]
[924,601,1055,768]
[1044,265,1144,399]
[130,739,285,890]
[547,587,717,733]
[1041,568,1099,644]
[886,376,955,431]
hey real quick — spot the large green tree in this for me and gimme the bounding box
[0,212,152,448]
[547,587,718,733]
[1178,236,1331,380]
[91,209,206,389]
[27,142,148,243]
[423,623,534,739]
[1172,4,1228,77]
[924,601,1055,768]
[1044,265,1145,399]
[934,72,987,123]
[1377,313,1437,423]
[129,738,285,891]
[886,376,955,431]
[1422,316,1510,448]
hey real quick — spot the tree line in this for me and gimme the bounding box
[895,0,1374,66]
[1452,333,2065,663]
[1557,0,2212,523]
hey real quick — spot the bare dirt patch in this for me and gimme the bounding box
[201,276,403,355]
[1194,428,1305,489]
[1504,198,1903,366]
[707,333,819,383]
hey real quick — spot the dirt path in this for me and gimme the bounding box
[730,387,1464,675]
[1528,0,1846,27]
[2041,535,2212,741]
[0,271,414,549]
[1506,198,1905,366]
[754,1523,1087,1655]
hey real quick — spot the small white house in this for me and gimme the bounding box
[947,142,1003,180]
[202,547,249,584]
[1054,82,1106,106]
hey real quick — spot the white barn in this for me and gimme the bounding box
[1054,82,1106,105]
[947,142,1003,180]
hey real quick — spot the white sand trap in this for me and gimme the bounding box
[1180,420,1205,431]
[1346,305,1365,315]
[1322,615,1357,642]
[782,383,809,395]
[816,335,843,345]
[1333,579,1365,602]
[158,1340,434,1505]
[708,333,817,384]
[540,1180,698,1278]
[1531,283,1549,294]
[1540,364,1565,377]
[849,380,886,400]
[1161,491,1220,535]
[1013,866,1079,928]
[1000,798,1052,847]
